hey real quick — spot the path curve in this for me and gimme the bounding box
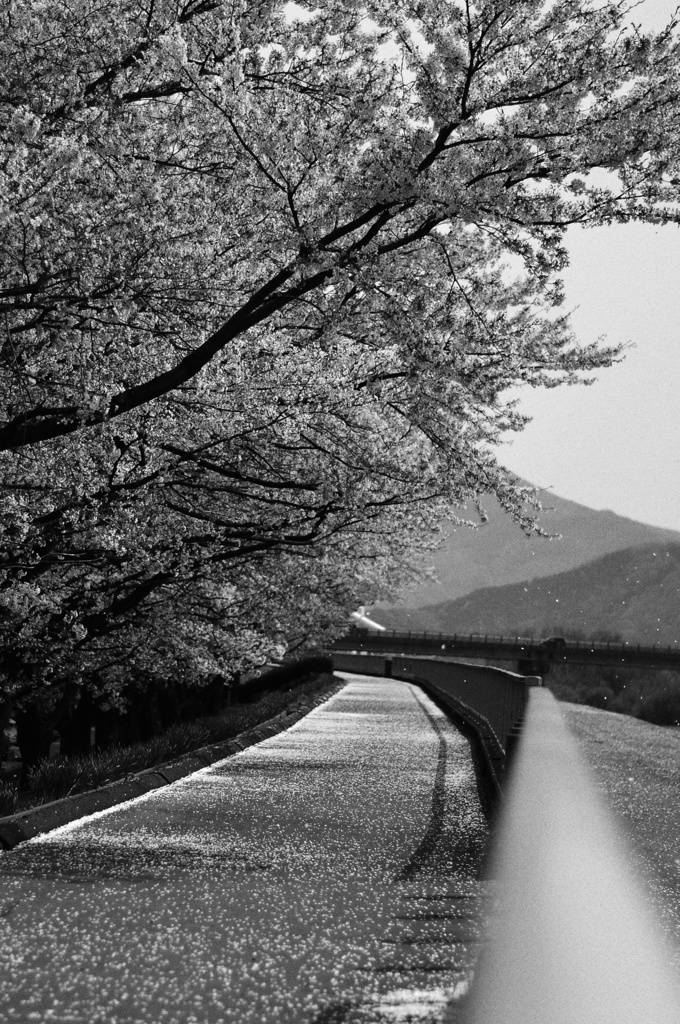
[0,676,489,1024]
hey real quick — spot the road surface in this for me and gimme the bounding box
[0,675,489,1024]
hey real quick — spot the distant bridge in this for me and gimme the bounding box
[333,628,680,672]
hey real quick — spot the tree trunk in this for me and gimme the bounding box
[16,703,54,783]
[58,688,94,758]
[93,706,120,752]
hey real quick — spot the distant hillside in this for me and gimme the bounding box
[374,544,680,646]
[376,488,680,615]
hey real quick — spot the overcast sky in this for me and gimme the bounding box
[502,1,680,532]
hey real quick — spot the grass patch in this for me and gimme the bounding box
[5,672,337,816]
[0,780,18,817]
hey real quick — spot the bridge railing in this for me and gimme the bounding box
[337,626,680,654]
[467,686,680,1024]
[333,628,680,669]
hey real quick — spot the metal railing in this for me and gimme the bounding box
[332,651,539,796]
[333,628,680,670]
[467,687,680,1024]
[391,655,535,755]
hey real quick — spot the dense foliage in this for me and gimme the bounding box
[1,0,680,736]
[547,663,680,726]
[0,669,335,814]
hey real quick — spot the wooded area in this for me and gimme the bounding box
[2,0,679,759]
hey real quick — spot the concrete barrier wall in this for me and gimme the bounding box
[391,656,532,755]
[332,653,393,677]
[467,687,680,1024]
[333,652,532,753]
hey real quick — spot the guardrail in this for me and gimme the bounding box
[392,654,536,752]
[467,686,680,1024]
[333,649,680,1019]
[332,652,539,798]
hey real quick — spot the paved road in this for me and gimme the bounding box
[0,676,489,1024]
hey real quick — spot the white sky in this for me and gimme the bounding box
[502,1,680,531]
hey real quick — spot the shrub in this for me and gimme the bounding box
[238,655,333,702]
[583,685,615,711]
[639,690,680,726]
[636,674,680,726]
[547,663,680,726]
[14,671,335,811]
[0,780,18,816]
[26,758,95,802]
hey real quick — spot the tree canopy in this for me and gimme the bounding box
[1,0,679,712]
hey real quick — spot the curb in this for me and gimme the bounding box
[0,681,344,851]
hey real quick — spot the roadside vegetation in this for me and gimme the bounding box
[546,664,680,727]
[534,628,680,727]
[0,665,336,818]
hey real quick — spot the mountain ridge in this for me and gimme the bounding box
[374,542,680,646]
[377,488,680,613]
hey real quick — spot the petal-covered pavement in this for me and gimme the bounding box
[0,676,489,1024]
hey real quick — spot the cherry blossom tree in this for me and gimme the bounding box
[1,0,680,725]
[3,0,679,447]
